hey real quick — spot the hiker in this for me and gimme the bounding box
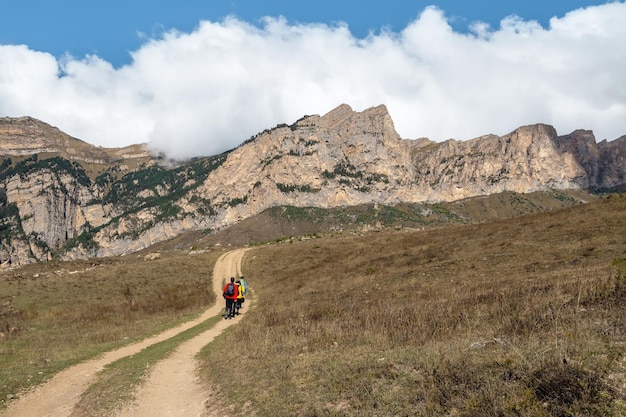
[234,279,245,315]
[239,275,248,296]
[222,277,239,319]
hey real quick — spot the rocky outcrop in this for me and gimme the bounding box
[0,106,624,265]
[598,135,626,188]
[409,124,591,201]
[187,105,615,220]
[4,170,99,247]
[0,116,151,163]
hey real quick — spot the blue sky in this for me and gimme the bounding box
[1,1,624,158]
[0,0,613,67]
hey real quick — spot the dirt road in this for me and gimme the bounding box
[1,248,250,417]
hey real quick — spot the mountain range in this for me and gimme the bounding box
[0,104,624,266]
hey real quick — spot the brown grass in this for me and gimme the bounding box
[0,250,219,407]
[1,194,625,415]
[199,194,626,416]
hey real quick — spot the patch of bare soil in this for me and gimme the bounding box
[0,248,250,417]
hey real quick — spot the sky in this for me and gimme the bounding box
[0,1,625,159]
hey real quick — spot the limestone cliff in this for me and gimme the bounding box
[0,106,624,265]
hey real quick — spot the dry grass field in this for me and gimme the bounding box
[0,250,219,407]
[200,194,626,416]
[1,193,625,416]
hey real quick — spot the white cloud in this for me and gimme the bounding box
[1,3,625,160]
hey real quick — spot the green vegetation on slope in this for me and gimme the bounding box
[99,154,227,214]
[0,188,20,244]
[0,152,229,256]
[0,155,91,187]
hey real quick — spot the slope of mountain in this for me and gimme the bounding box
[0,105,624,266]
[0,116,153,167]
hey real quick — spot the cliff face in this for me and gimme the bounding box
[410,124,590,202]
[186,105,611,217]
[0,105,624,265]
[0,117,158,265]
[598,135,626,188]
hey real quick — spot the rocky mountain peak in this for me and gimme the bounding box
[0,116,83,154]
[0,116,152,164]
[315,104,399,142]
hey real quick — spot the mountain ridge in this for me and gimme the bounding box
[0,104,624,266]
[0,116,152,164]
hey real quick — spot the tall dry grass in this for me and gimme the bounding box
[199,195,626,416]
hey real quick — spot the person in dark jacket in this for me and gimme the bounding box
[222,277,239,319]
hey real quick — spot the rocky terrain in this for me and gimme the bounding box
[0,105,624,265]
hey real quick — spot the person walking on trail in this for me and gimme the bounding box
[234,279,245,315]
[239,275,248,296]
[223,277,238,319]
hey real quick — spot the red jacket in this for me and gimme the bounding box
[223,282,239,300]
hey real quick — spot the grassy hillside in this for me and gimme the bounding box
[0,192,624,415]
[199,194,626,416]
[161,189,594,249]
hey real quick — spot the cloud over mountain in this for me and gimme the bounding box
[1,3,625,159]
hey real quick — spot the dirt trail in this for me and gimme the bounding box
[114,248,249,417]
[1,248,250,417]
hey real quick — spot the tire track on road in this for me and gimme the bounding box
[0,248,249,417]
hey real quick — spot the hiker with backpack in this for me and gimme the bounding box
[234,279,245,315]
[238,275,249,313]
[222,277,239,319]
[239,276,248,296]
